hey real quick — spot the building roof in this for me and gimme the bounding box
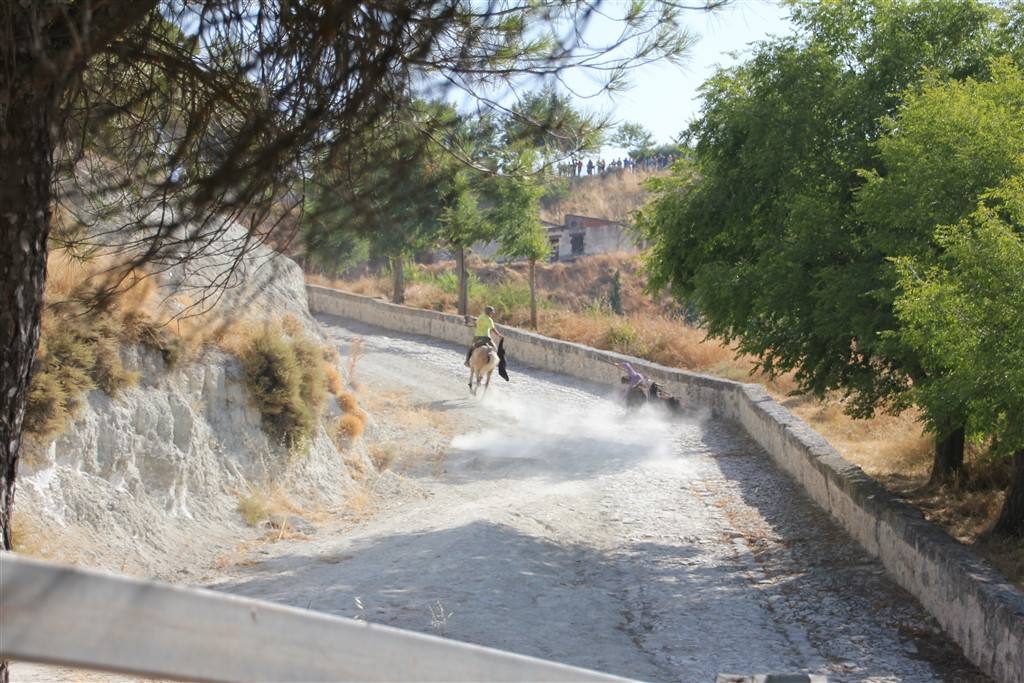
[562,214,621,230]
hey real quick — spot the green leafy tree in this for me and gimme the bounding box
[300,195,371,278]
[439,167,490,315]
[503,86,606,164]
[307,110,446,303]
[855,57,1024,479]
[609,269,624,315]
[490,155,549,328]
[638,0,1017,482]
[612,122,656,159]
[894,179,1024,535]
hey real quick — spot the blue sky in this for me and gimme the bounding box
[563,0,795,158]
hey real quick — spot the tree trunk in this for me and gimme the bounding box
[930,425,966,485]
[0,91,56,683]
[391,256,405,304]
[455,244,468,315]
[995,450,1024,537]
[528,259,537,329]
[0,88,57,557]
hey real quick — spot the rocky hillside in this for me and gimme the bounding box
[15,224,372,579]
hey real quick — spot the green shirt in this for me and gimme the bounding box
[474,314,495,338]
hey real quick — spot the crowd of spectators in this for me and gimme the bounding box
[556,153,677,177]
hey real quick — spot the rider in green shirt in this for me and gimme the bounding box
[465,305,503,366]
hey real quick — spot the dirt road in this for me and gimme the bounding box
[210,314,984,682]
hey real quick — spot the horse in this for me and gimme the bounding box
[468,338,507,397]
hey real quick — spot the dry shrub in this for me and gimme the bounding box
[336,414,366,440]
[24,248,204,442]
[240,324,327,448]
[369,443,398,470]
[343,453,369,480]
[347,337,365,387]
[236,484,303,529]
[322,344,341,364]
[24,308,138,439]
[291,335,328,412]
[10,512,58,559]
[336,390,358,413]
[237,492,272,527]
[324,364,343,396]
[345,489,374,517]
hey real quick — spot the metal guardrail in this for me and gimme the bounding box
[0,554,626,682]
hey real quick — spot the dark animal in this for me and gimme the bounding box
[497,338,509,381]
[648,381,685,415]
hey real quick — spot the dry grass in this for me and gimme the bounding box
[787,401,934,482]
[10,512,60,560]
[236,493,272,528]
[368,442,398,470]
[213,539,265,570]
[540,170,661,224]
[347,337,365,388]
[235,484,304,530]
[343,452,370,481]
[361,388,456,438]
[344,489,375,519]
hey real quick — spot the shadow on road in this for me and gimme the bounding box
[213,519,790,681]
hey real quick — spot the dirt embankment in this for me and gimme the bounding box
[14,223,374,581]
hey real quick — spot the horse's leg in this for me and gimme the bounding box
[482,369,493,398]
[468,367,476,395]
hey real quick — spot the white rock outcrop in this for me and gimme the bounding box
[18,225,368,578]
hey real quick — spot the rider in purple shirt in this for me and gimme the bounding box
[615,361,645,389]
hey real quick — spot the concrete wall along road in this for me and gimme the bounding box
[307,285,1024,683]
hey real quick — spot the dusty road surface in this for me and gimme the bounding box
[209,314,985,683]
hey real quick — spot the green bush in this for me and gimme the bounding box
[606,321,644,355]
[485,282,532,318]
[240,325,331,449]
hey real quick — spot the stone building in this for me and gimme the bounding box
[475,214,642,262]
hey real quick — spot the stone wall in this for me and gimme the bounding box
[307,284,1024,683]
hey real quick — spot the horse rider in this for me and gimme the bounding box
[465,305,504,367]
[614,360,647,400]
